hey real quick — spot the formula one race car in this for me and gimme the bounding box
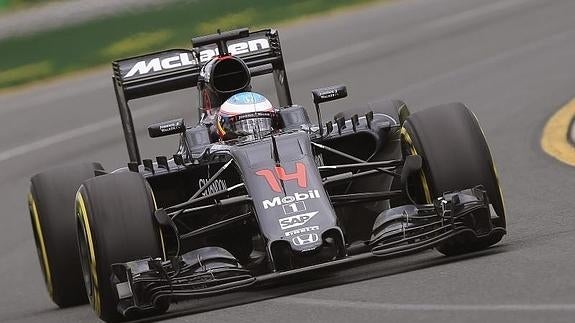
[28,28,507,322]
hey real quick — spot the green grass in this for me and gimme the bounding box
[0,0,61,12]
[0,0,382,89]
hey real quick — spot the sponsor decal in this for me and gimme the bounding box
[125,53,196,78]
[317,88,340,100]
[198,38,269,62]
[198,178,227,197]
[278,212,318,230]
[124,38,269,78]
[282,201,306,215]
[262,190,320,210]
[159,120,183,133]
[284,225,319,237]
[256,162,307,193]
[292,233,319,246]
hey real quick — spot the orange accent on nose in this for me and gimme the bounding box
[275,162,307,188]
[256,169,280,192]
[255,162,308,192]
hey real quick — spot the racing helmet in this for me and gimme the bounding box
[216,92,278,140]
[198,55,252,118]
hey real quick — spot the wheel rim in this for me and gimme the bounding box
[146,182,167,261]
[401,127,432,203]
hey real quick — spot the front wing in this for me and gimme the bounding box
[111,186,504,316]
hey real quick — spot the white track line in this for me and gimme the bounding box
[274,297,575,312]
[0,102,171,163]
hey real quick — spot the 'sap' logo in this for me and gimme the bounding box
[278,211,318,230]
[256,162,307,192]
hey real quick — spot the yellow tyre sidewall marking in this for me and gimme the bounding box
[401,127,432,203]
[467,109,506,218]
[75,191,101,315]
[541,98,575,167]
[146,182,167,260]
[489,160,506,218]
[28,193,54,297]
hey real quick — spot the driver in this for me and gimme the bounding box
[196,55,279,141]
[215,92,279,141]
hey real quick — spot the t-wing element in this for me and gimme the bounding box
[311,85,348,136]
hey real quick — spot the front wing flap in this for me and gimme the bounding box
[370,186,506,257]
[111,247,256,316]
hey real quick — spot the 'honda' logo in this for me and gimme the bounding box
[256,162,307,193]
[292,233,319,246]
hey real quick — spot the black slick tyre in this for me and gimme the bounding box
[28,162,103,308]
[75,171,166,322]
[401,103,506,256]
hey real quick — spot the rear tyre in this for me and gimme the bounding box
[76,172,167,322]
[28,162,102,307]
[401,103,506,256]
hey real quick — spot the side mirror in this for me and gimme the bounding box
[312,84,348,104]
[311,85,348,136]
[148,118,186,138]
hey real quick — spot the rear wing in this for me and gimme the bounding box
[112,28,292,163]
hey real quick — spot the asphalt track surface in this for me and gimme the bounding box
[1,0,575,322]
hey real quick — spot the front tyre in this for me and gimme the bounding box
[401,103,506,256]
[29,162,102,307]
[76,172,166,322]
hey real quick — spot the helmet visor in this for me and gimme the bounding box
[233,116,274,137]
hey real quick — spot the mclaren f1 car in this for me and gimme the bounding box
[27,28,507,322]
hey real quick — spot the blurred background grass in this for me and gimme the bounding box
[0,0,60,11]
[0,0,381,89]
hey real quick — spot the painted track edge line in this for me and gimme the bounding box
[273,297,575,312]
[569,115,575,146]
[0,102,171,164]
[541,97,575,167]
